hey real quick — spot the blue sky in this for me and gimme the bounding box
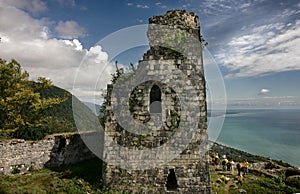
[0,0,299,109]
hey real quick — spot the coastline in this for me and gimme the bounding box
[209,140,298,168]
[209,108,300,168]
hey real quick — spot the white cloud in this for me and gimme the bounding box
[55,0,76,7]
[218,20,300,78]
[126,3,150,9]
[0,6,51,41]
[54,0,86,10]
[55,21,86,39]
[154,2,166,9]
[240,3,251,9]
[137,19,145,23]
[201,0,243,15]
[0,0,47,14]
[136,4,149,9]
[182,3,191,8]
[259,89,270,95]
[279,8,300,18]
[0,3,115,104]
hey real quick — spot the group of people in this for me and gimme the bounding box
[213,153,250,186]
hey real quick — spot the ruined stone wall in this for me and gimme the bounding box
[0,132,97,175]
[103,10,211,193]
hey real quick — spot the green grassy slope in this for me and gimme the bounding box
[0,143,299,194]
[210,142,300,194]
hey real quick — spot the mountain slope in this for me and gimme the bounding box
[12,85,99,140]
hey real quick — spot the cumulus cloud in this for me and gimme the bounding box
[0,6,50,41]
[258,89,270,95]
[55,21,86,39]
[0,3,115,104]
[0,0,47,14]
[217,20,300,78]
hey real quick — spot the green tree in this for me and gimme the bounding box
[0,58,66,139]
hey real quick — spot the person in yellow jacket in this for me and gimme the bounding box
[220,175,230,183]
[243,159,249,175]
[222,158,229,171]
[237,175,243,186]
[213,153,219,166]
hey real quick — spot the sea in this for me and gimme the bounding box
[208,109,300,168]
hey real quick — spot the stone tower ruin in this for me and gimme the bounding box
[103,10,211,193]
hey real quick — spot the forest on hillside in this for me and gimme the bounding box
[0,58,96,140]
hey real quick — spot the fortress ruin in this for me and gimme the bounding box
[103,10,211,193]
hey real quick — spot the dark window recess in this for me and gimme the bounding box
[57,137,66,152]
[150,85,162,113]
[166,169,178,191]
[160,140,164,145]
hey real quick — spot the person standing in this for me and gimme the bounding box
[237,162,241,176]
[214,153,219,166]
[243,160,249,175]
[222,157,229,171]
[230,160,235,175]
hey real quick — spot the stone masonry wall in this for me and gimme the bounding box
[103,10,211,193]
[0,132,97,175]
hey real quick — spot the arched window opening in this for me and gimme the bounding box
[150,85,162,113]
[166,169,178,191]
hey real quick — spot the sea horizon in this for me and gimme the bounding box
[208,108,300,168]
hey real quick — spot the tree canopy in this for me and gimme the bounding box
[0,59,67,139]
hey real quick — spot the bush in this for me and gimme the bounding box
[286,177,300,189]
[11,167,20,174]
